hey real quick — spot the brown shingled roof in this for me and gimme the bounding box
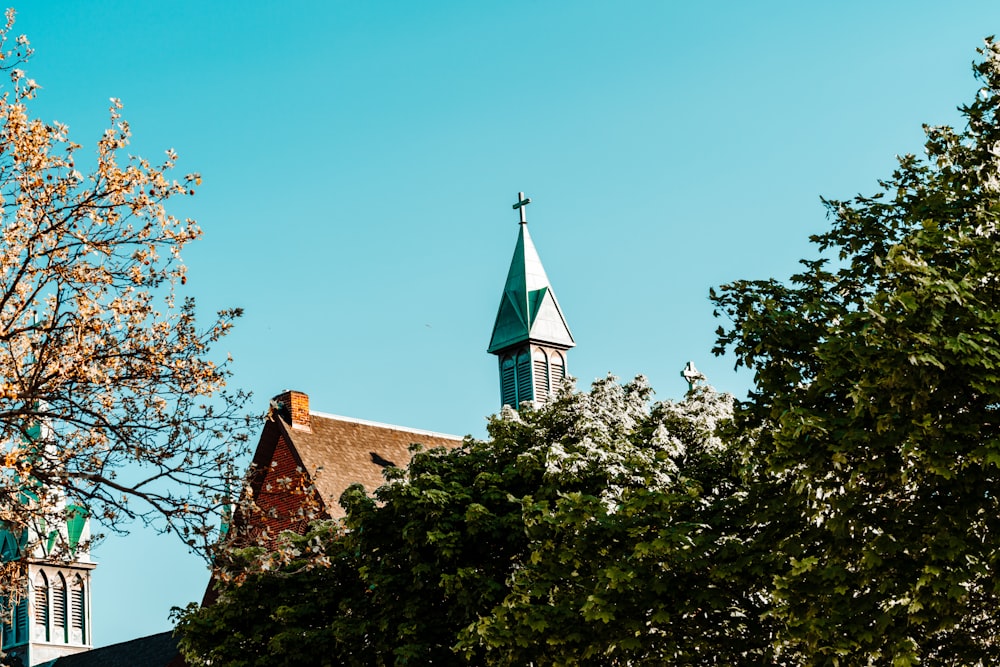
[274,411,463,518]
[212,404,465,601]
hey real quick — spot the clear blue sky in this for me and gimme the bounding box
[11,0,1000,647]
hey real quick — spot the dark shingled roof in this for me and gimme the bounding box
[283,411,464,517]
[47,631,179,667]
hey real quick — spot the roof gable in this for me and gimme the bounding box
[528,287,574,347]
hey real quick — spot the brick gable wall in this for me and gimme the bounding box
[243,434,327,546]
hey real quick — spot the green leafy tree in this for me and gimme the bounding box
[172,522,370,667]
[463,385,771,666]
[175,377,772,666]
[712,38,1000,666]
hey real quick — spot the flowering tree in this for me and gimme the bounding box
[174,377,773,666]
[461,381,770,666]
[0,10,248,588]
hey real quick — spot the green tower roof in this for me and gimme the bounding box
[488,221,575,353]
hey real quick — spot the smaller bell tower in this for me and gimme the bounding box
[0,418,94,666]
[488,193,575,408]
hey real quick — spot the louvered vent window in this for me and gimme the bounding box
[501,357,517,406]
[71,587,83,629]
[53,575,66,641]
[34,574,48,624]
[15,599,26,644]
[533,349,549,402]
[34,572,49,641]
[516,350,532,403]
[70,576,85,643]
[551,352,566,387]
[2,602,11,647]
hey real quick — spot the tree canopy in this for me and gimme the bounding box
[176,35,1000,667]
[0,10,248,584]
[711,37,1000,665]
[174,377,770,666]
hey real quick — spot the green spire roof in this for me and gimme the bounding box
[488,222,574,353]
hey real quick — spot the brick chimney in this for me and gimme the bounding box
[272,390,311,431]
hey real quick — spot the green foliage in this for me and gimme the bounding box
[711,37,1000,665]
[172,522,371,667]
[176,40,1000,665]
[461,386,772,666]
[174,378,771,665]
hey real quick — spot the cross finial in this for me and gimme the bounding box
[512,192,531,225]
[681,361,706,392]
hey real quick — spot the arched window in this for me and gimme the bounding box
[53,573,67,642]
[70,575,85,644]
[34,571,49,641]
[532,348,549,402]
[551,351,566,388]
[500,356,516,407]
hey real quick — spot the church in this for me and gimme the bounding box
[232,192,576,535]
[11,192,574,666]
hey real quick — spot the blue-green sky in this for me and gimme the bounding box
[11,0,1000,647]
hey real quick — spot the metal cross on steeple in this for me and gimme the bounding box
[681,361,706,392]
[512,192,531,224]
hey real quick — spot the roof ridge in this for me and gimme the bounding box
[308,411,464,441]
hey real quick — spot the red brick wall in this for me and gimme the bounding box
[245,434,326,545]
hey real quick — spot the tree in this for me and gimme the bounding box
[174,377,774,666]
[463,384,772,666]
[711,38,1000,665]
[171,522,371,667]
[0,9,248,588]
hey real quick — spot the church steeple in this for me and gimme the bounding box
[488,193,574,408]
